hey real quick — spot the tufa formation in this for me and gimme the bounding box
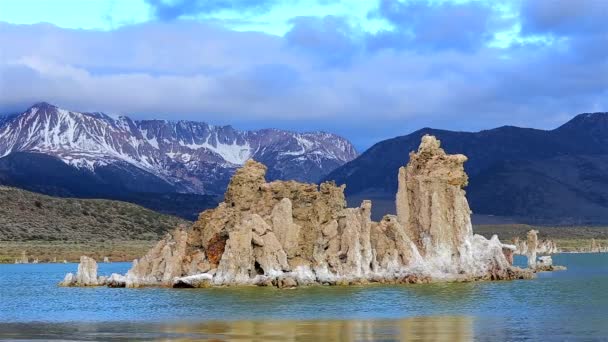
[513,235,559,256]
[61,135,537,288]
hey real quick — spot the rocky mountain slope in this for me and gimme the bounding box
[0,102,357,218]
[0,186,187,242]
[325,112,608,225]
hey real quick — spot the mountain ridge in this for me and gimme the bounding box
[0,102,357,192]
[324,111,608,225]
[0,102,357,219]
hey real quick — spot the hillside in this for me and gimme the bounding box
[0,186,188,242]
[0,151,220,220]
[325,112,608,224]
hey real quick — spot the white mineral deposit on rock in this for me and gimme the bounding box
[538,256,552,267]
[173,274,213,288]
[106,273,127,287]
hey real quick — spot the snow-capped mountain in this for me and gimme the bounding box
[0,102,357,196]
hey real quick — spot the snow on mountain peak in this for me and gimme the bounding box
[0,103,358,194]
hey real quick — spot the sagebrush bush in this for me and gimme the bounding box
[0,187,189,243]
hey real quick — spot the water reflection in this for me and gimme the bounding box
[0,316,473,341]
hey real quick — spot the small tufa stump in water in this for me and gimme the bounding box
[15,251,29,264]
[59,256,100,287]
[534,256,567,272]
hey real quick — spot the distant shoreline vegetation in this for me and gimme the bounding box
[3,227,606,264]
[0,186,188,263]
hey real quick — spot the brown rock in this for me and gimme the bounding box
[278,276,298,288]
[206,232,228,266]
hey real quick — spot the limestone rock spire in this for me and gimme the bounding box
[396,134,471,261]
[527,230,539,268]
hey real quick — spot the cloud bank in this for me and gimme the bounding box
[0,0,606,149]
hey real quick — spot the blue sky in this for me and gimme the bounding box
[0,0,385,34]
[0,0,606,150]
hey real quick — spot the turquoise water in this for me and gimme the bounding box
[0,253,607,340]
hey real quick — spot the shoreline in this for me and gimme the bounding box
[2,236,606,265]
[3,250,605,265]
[0,240,156,264]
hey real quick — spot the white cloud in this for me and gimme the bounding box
[0,11,605,149]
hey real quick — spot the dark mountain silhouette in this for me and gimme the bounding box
[325,112,608,225]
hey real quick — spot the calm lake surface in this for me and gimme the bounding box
[1,253,607,341]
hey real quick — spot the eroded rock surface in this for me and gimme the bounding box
[63,135,540,288]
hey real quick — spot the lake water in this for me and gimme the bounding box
[1,253,607,341]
